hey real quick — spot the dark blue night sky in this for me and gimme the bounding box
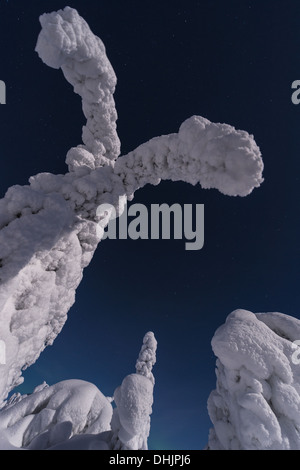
[0,0,300,450]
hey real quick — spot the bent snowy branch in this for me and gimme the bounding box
[35,6,120,166]
[115,115,263,199]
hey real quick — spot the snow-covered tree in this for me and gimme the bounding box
[207,309,300,450]
[5,4,300,453]
[0,332,156,450]
[0,6,263,404]
[135,331,157,385]
[111,331,157,450]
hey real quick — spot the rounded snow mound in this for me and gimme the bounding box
[0,379,113,450]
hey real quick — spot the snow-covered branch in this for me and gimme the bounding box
[115,115,263,199]
[35,6,120,165]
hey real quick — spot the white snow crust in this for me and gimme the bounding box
[0,6,263,403]
[0,6,269,451]
[0,332,157,450]
[208,309,300,450]
[111,331,157,450]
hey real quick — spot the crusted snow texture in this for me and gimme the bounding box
[111,331,157,450]
[0,380,113,450]
[35,6,120,164]
[115,115,263,199]
[207,309,300,450]
[0,6,263,403]
[135,331,157,385]
[0,332,156,450]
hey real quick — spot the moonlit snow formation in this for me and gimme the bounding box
[0,6,265,449]
[0,6,263,403]
[208,310,300,450]
[0,332,157,449]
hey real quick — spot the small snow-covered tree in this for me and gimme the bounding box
[111,332,157,450]
[0,332,157,450]
[135,331,157,385]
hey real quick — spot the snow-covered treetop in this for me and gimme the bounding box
[135,331,157,385]
[0,332,157,450]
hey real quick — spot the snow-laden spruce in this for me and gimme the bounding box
[207,309,300,450]
[0,6,263,403]
[111,332,157,450]
[0,332,156,450]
